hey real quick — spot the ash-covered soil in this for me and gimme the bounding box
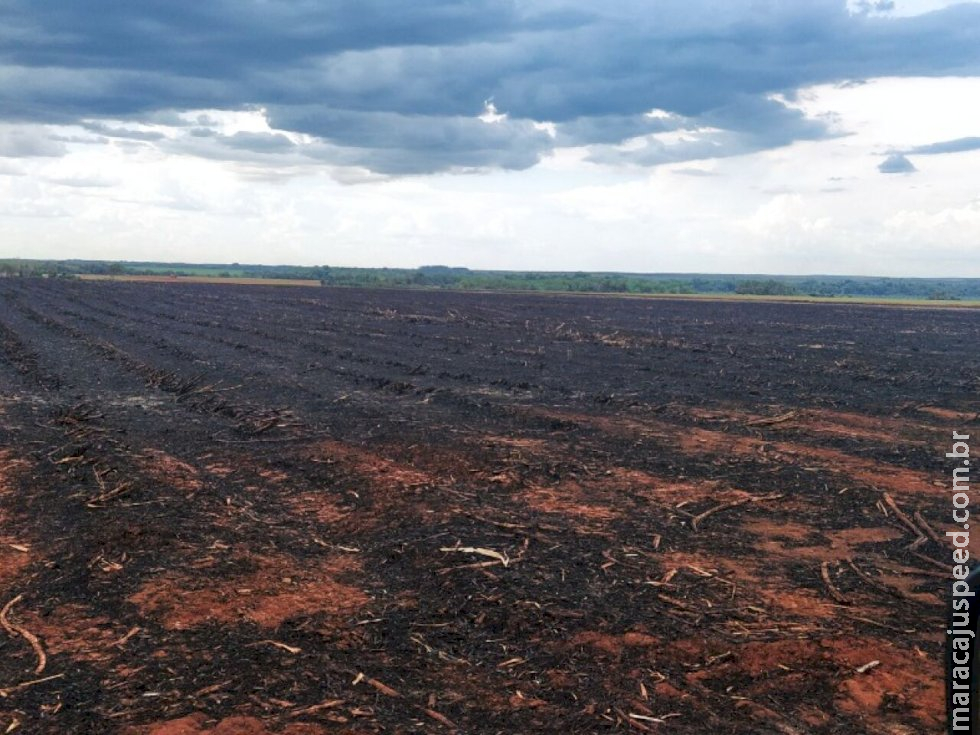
[1,280,977,734]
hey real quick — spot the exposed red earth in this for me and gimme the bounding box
[1,280,977,733]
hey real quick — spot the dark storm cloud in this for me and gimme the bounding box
[1,1,979,173]
[878,153,917,173]
[267,107,554,173]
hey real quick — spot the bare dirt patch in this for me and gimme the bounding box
[136,449,203,494]
[801,408,925,443]
[745,519,905,562]
[525,482,622,523]
[0,541,31,588]
[599,467,723,504]
[128,553,370,630]
[916,405,979,423]
[829,638,944,730]
[309,440,431,489]
[122,714,334,735]
[564,630,661,658]
[0,452,32,587]
[19,603,129,664]
[287,490,351,526]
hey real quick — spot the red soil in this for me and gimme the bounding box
[123,714,338,734]
[128,553,370,631]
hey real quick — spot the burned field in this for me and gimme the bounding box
[1,281,977,735]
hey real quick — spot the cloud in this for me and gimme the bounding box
[849,0,896,15]
[553,113,683,147]
[672,168,719,177]
[268,107,555,174]
[1,1,979,173]
[80,121,167,142]
[44,174,117,188]
[139,108,555,174]
[906,136,980,155]
[222,132,297,154]
[878,152,917,173]
[0,126,67,157]
[586,95,833,167]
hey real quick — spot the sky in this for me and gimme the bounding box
[1,0,979,276]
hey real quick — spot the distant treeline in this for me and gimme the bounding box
[2,259,979,300]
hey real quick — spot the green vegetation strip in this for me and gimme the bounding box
[3,259,980,304]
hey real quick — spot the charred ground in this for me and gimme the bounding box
[1,280,977,734]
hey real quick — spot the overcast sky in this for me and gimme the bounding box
[1,0,979,276]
